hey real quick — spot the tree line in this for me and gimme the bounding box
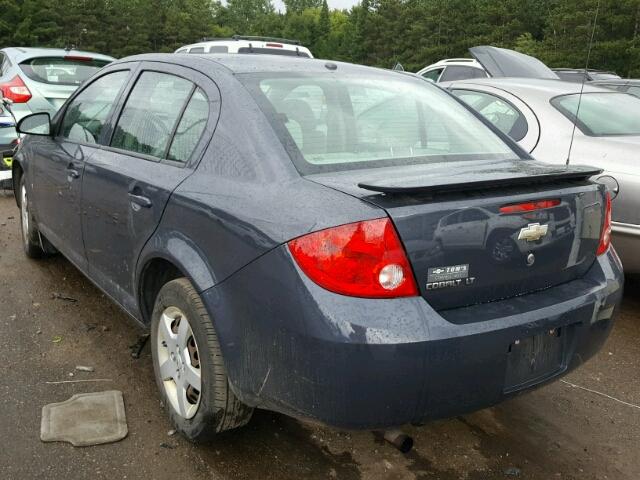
[0,0,639,76]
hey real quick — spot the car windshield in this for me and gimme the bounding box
[241,72,517,174]
[552,92,640,136]
[19,57,111,86]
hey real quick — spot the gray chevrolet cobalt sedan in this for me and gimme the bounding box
[11,54,623,440]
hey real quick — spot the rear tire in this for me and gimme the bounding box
[150,278,253,441]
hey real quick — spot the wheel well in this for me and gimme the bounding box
[139,258,184,324]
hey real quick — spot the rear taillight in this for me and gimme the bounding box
[288,218,418,298]
[0,75,32,103]
[597,191,612,256]
[500,199,560,214]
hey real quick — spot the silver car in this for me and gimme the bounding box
[0,47,113,122]
[443,77,640,274]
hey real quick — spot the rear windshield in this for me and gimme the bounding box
[552,92,640,136]
[555,71,586,83]
[19,57,111,85]
[241,72,516,174]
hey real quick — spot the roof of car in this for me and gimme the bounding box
[119,53,394,76]
[2,47,115,63]
[445,77,616,96]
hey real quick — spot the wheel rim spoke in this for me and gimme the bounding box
[176,315,189,349]
[159,312,176,348]
[159,359,176,381]
[184,362,201,391]
[176,383,188,417]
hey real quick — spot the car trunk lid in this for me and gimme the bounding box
[307,159,605,310]
[469,46,560,80]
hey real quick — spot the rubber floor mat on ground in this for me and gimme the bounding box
[41,390,127,446]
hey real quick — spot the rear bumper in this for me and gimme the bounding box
[202,247,623,430]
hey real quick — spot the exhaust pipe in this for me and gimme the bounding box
[383,429,414,453]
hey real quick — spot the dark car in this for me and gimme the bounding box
[12,54,623,440]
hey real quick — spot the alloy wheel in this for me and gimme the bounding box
[156,306,202,419]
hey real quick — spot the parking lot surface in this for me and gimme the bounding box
[0,192,638,480]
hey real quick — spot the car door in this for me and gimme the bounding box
[81,63,218,312]
[29,69,132,270]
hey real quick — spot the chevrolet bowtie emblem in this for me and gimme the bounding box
[518,223,549,242]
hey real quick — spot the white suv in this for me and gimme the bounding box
[416,58,487,83]
[176,36,313,58]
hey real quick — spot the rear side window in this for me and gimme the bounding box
[551,92,640,136]
[440,66,486,82]
[168,88,209,163]
[111,72,194,158]
[453,89,528,141]
[20,57,111,86]
[209,46,229,53]
[60,71,129,144]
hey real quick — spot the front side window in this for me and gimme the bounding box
[242,73,517,174]
[60,70,129,144]
[20,57,111,86]
[551,92,640,136]
[453,89,528,141]
[111,71,194,158]
[189,47,205,53]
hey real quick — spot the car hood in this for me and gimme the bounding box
[469,46,560,80]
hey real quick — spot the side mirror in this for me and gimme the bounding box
[16,112,51,136]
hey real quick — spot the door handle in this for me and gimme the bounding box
[66,163,80,180]
[128,192,152,209]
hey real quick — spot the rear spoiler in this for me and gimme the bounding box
[358,165,603,195]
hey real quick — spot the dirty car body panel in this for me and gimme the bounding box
[13,54,623,430]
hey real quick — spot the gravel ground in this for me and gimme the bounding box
[0,192,638,480]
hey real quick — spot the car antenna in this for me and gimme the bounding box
[566,0,600,165]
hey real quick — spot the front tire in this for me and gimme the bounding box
[19,176,47,259]
[150,278,253,441]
